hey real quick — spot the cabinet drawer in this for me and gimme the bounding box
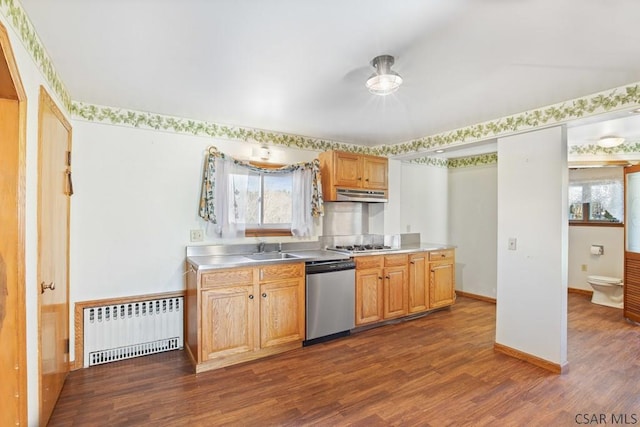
[384,254,408,267]
[202,268,254,288]
[355,256,383,270]
[429,250,454,261]
[259,262,304,282]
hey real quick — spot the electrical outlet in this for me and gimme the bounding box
[508,237,517,251]
[190,229,203,242]
[581,264,588,272]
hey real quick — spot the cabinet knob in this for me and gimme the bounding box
[357,177,362,180]
[410,261,415,264]
[378,276,383,280]
[385,275,390,279]
[262,293,267,298]
[365,178,369,182]
[248,295,254,300]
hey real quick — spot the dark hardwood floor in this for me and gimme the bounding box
[49,294,640,426]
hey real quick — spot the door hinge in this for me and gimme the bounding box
[64,338,70,354]
[65,170,74,196]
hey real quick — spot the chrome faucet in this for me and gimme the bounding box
[258,241,266,253]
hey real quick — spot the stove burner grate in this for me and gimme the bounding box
[333,244,392,252]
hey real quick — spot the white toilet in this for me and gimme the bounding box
[587,275,624,309]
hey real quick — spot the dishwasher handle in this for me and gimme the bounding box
[305,260,356,275]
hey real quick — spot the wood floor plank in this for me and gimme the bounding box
[48,295,640,426]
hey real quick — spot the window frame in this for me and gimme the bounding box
[244,161,293,237]
[568,174,624,227]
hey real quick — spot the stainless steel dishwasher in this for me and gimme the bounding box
[303,259,356,346]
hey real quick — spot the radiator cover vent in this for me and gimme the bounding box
[83,297,183,367]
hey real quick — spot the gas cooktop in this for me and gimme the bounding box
[327,244,393,254]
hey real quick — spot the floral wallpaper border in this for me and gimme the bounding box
[70,101,367,154]
[4,0,640,169]
[568,140,640,156]
[406,156,450,168]
[0,0,71,111]
[72,82,640,161]
[448,153,499,169]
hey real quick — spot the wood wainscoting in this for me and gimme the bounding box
[568,287,593,297]
[73,291,184,370]
[493,342,569,374]
[455,290,496,304]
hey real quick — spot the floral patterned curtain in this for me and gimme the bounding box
[199,147,324,237]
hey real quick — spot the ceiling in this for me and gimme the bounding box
[17,0,640,152]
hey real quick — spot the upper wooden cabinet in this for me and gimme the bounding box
[318,150,388,201]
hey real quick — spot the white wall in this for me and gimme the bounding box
[400,163,449,243]
[496,126,568,366]
[569,226,624,290]
[70,120,322,301]
[448,164,497,298]
[0,14,73,425]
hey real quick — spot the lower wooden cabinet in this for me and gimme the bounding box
[383,255,408,319]
[355,249,455,328]
[430,260,455,309]
[355,257,384,325]
[429,249,456,309]
[259,279,305,348]
[186,262,305,373]
[201,284,255,361]
[408,252,429,313]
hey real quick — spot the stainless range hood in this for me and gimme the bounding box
[335,188,387,203]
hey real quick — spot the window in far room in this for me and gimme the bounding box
[569,167,623,226]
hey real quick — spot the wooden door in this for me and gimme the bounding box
[408,253,429,313]
[334,151,362,188]
[355,269,383,325]
[624,165,640,322]
[430,261,455,309]
[201,285,255,361]
[38,88,72,425]
[363,156,388,190]
[0,22,27,427]
[260,278,304,348]
[383,266,408,319]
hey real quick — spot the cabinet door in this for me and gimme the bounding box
[430,261,455,308]
[363,156,388,190]
[356,269,383,325]
[408,253,429,313]
[383,265,408,319]
[260,278,305,348]
[334,151,362,188]
[201,285,255,361]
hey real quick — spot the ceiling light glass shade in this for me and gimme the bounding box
[597,136,625,148]
[366,55,403,96]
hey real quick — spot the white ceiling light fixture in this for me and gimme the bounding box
[597,136,625,148]
[366,55,403,96]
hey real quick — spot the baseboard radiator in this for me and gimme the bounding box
[83,297,184,367]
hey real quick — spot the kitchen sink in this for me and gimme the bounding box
[244,252,300,261]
